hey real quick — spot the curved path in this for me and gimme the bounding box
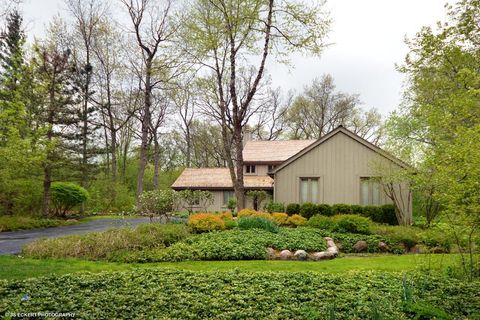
[0,217,153,255]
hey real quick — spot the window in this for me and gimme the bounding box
[299,178,320,203]
[268,165,276,172]
[223,191,235,205]
[360,177,382,205]
[245,165,256,174]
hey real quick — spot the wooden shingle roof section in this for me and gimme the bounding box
[171,168,274,190]
[242,139,316,163]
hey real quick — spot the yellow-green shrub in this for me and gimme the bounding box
[187,213,225,233]
[238,209,257,218]
[287,214,307,226]
[252,211,274,220]
[272,212,289,226]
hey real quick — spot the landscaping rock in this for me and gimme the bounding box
[409,244,426,254]
[353,240,368,253]
[294,250,308,261]
[430,246,447,254]
[279,250,293,260]
[266,247,276,259]
[324,237,339,257]
[378,241,390,252]
[311,251,335,260]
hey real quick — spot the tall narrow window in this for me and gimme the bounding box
[299,178,320,203]
[360,178,382,205]
[300,179,309,203]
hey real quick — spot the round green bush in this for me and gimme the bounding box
[307,215,336,231]
[316,204,333,216]
[331,203,353,215]
[299,202,317,219]
[50,182,89,216]
[285,203,300,215]
[263,201,285,213]
[361,206,383,223]
[332,214,372,235]
[237,216,279,233]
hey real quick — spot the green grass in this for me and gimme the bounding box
[0,254,466,281]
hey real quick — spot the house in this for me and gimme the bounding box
[172,126,412,221]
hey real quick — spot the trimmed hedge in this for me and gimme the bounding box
[294,202,398,225]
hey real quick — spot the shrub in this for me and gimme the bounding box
[272,212,289,226]
[238,209,257,218]
[307,215,336,231]
[285,203,300,215]
[245,190,269,211]
[50,182,89,217]
[362,206,384,223]
[299,202,317,219]
[332,214,372,235]
[316,204,333,216]
[237,217,279,233]
[177,190,214,214]
[187,213,225,233]
[372,225,419,250]
[331,203,352,215]
[263,201,285,213]
[350,205,364,215]
[227,197,237,213]
[287,214,307,227]
[138,189,176,220]
[252,211,274,220]
[381,204,398,225]
[23,223,189,259]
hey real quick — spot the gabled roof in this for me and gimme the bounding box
[171,168,274,190]
[243,139,316,163]
[273,126,412,174]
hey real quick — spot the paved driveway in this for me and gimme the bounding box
[0,217,154,255]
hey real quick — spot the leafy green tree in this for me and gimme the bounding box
[138,189,176,222]
[246,190,269,211]
[386,0,479,277]
[177,189,214,214]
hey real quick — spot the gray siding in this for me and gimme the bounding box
[274,132,409,214]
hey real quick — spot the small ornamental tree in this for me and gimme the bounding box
[227,197,237,215]
[50,182,89,217]
[178,190,214,214]
[246,190,269,211]
[138,189,176,222]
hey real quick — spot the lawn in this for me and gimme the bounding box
[0,254,464,281]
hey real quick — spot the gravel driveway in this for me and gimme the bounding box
[0,217,153,255]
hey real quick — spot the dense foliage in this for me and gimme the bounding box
[22,223,189,260]
[116,228,329,262]
[0,270,478,319]
[137,190,176,220]
[187,212,235,233]
[0,216,77,232]
[237,217,279,233]
[49,182,89,217]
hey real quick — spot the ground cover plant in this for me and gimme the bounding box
[0,216,78,232]
[0,269,478,319]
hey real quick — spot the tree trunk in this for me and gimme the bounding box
[136,58,152,204]
[153,135,160,190]
[234,128,245,210]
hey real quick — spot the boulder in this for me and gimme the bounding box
[279,249,293,260]
[324,237,339,257]
[266,247,276,259]
[294,250,308,261]
[409,244,427,254]
[312,251,335,261]
[430,246,447,254]
[378,241,390,252]
[353,240,368,253]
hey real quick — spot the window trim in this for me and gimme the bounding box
[245,165,256,174]
[299,177,320,204]
[360,177,383,206]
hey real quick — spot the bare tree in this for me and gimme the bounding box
[149,93,169,189]
[121,0,176,204]
[181,0,329,209]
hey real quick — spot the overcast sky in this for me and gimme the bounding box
[21,0,449,116]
